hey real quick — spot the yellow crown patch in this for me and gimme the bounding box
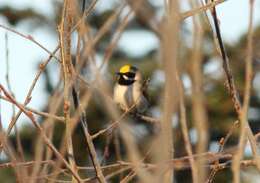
[119,65,131,74]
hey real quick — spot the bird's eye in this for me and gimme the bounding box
[124,72,135,78]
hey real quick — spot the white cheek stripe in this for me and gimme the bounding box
[122,75,128,80]
[123,75,135,81]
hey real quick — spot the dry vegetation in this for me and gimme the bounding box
[0,0,259,182]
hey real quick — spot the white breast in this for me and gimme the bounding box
[113,82,147,113]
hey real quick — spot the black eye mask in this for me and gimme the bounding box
[124,72,135,79]
[117,72,136,85]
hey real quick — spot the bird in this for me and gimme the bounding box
[113,64,149,113]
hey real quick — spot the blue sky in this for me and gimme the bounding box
[0,0,260,129]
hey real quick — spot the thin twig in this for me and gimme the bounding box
[156,1,180,181]
[0,24,60,62]
[207,120,239,183]
[5,46,59,136]
[188,1,209,181]
[0,160,54,169]
[232,1,259,183]
[0,96,65,122]
[177,73,199,183]
[58,1,79,182]
[181,0,225,20]
[208,0,260,182]
[0,85,82,182]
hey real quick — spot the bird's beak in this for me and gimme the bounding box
[114,72,121,80]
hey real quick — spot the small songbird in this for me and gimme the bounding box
[113,64,148,113]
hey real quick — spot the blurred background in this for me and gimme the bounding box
[1,0,260,182]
